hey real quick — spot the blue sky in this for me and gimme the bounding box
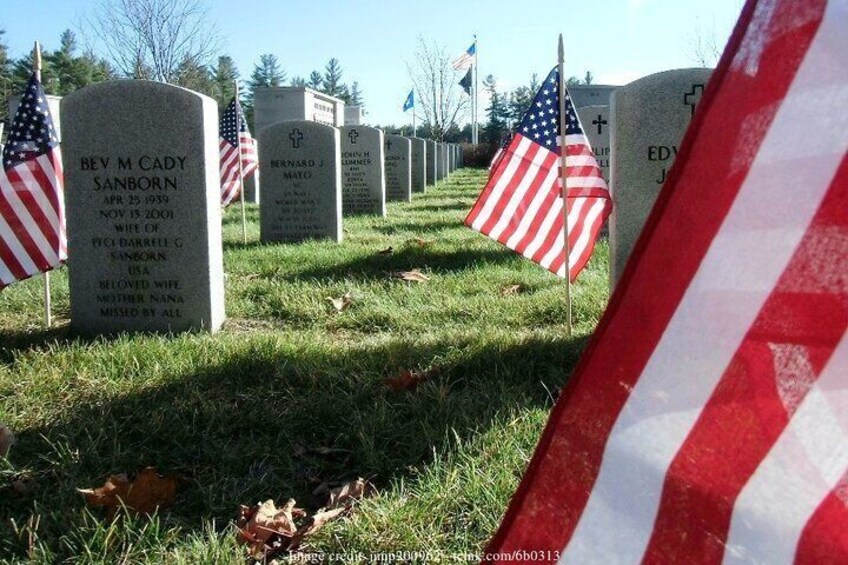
[5,0,745,125]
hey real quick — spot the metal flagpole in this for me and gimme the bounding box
[234,79,248,244]
[558,34,573,338]
[34,41,52,328]
[472,35,478,144]
[413,99,417,138]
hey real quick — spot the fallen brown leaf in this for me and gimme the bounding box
[325,292,353,312]
[396,269,430,283]
[236,498,305,559]
[326,478,372,510]
[0,424,14,458]
[384,369,431,391]
[500,284,523,296]
[289,506,347,549]
[77,467,179,518]
[376,246,394,255]
[413,237,434,248]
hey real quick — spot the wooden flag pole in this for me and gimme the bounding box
[234,80,248,244]
[34,41,53,329]
[558,34,573,338]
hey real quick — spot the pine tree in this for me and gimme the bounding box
[482,74,509,146]
[584,70,594,85]
[290,76,307,87]
[250,54,285,89]
[214,56,240,106]
[308,70,323,90]
[349,81,363,106]
[0,29,11,128]
[174,55,216,97]
[322,58,344,98]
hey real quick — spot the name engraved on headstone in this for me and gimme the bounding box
[340,126,386,216]
[62,81,224,333]
[259,121,342,242]
[384,134,412,202]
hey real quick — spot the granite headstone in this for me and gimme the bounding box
[609,68,712,286]
[339,125,386,216]
[409,137,427,193]
[259,120,342,242]
[384,134,412,202]
[62,81,225,333]
[425,140,437,185]
[576,105,611,184]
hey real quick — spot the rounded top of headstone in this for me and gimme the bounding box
[618,68,713,93]
[339,125,382,134]
[62,79,215,111]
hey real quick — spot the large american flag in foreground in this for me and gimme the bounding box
[466,69,610,281]
[219,97,258,207]
[484,0,847,562]
[0,74,66,291]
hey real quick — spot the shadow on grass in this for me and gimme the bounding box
[286,247,518,282]
[2,332,589,557]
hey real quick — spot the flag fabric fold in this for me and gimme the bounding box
[0,74,66,290]
[484,0,847,562]
[465,67,611,281]
[452,41,477,71]
[403,90,414,112]
[219,97,258,207]
[460,68,473,95]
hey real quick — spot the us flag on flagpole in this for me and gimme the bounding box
[0,74,66,291]
[466,68,611,281]
[219,97,258,207]
[484,0,847,562]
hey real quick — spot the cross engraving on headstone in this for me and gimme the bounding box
[592,114,608,135]
[385,139,392,150]
[289,128,304,148]
[683,84,705,118]
[348,129,359,144]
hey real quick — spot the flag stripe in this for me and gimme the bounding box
[561,7,845,558]
[642,154,848,563]
[794,475,848,563]
[723,335,848,564]
[479,143,545,235]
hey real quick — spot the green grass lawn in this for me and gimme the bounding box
[0,169,610,563]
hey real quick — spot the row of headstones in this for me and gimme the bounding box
[260,122,462,242]
[17,68,706,335]
[37,80,462,335]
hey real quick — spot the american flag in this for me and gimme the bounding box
[452,41,476,71]
[484,0,848,562]
[219,97,258,207]
[466,68,610,281]
[0,74,66,291]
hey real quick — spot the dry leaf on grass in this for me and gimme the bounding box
[77,467,179,518]
[237,499,306,558]
[396,269,430,283]
[412,237,433,248]
[376,246,394,255]
[0,424,14,458]
[325,292,353,312]
[384,369,431,391]
[500,284,523,296]
[326,478,372,509]
[290,506,346,548]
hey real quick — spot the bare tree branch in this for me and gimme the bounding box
[84,0,220,82]
[405,36,469,140]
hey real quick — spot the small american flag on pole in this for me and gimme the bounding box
[0,74,66,290]
[219,97,258,207]
[452,41,477,71]
[466,67,610,281]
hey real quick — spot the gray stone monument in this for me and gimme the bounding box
[340,125,386,216]
[409,137,427,193]
[259,120,342,243]
[439,143,449,179]
[609,68,712,286]
[384,134,412,203]
[576,105,611,184]
[62,81,225,334]
[426,140,437,185]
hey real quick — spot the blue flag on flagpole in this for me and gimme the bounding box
[403,90,414,112]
